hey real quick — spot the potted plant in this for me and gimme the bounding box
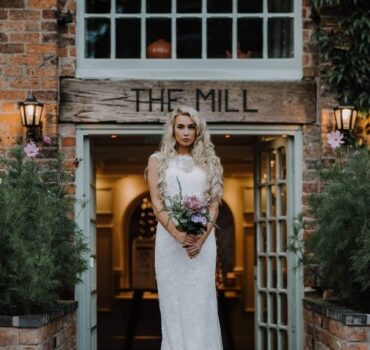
[0,138,88,348]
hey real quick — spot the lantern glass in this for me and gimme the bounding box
[20,106,26,126]
[334,106,358,132]
[25,104,36,125]
[34,105,43,126]
[334,108,342,129]
[342,108,352,129]
[18,91,44,141]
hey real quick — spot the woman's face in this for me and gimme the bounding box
[173,114,196,150]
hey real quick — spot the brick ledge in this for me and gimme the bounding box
[0,300,78,328]
[304,297,370,326]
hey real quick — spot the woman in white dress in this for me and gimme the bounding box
[146,106,224,350]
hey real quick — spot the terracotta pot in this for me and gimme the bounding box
[147,39,171,59]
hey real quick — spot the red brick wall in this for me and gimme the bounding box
[0,0,76,146]
[304,308,370,350]
[0,310,76,349]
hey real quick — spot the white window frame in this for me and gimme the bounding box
[76,0,302,80]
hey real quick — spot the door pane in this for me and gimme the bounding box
[178,0,201,13]
[86,0,110,13]
[281,257,287,288]
[269,150,276,181]
[116,19,141,58]
[237,18,262,58]
[85,19,110,58]
[207,0,232,13]
[261,257,267,287]
[260,292,268,323]
[268,0,293,13]
[207,18,232,58]
[260,222,267,252]
[177,18,202,58]
[280,184,287,216]
[116,0,140,13]
[238,0,262,13]
[278,147,286,179]
[271,221,277,252]
[271,257,277,288]
[261,187,267,217]
[147,0,171,13]
[261,327,268,350]
[261,152,267,184]
[270,185,276,217]
[280,220,287,252]
[146,19,171,58]
[281,329,288,348]
[281,293,288,325]
[268,17,294,58]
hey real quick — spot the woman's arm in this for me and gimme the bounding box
[147,155,187,244]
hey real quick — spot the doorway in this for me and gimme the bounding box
[74,125,303,350]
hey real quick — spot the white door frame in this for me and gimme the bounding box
[74,123,303,350]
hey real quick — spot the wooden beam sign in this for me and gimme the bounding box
[60,79,316,124]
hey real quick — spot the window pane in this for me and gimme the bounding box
[238,0,262,13]
[147,0,171,13]
[116,19,140,58]
[237,18,262,58]
[268,18,294,58]
[116,0,140,13]
[207,18,232,58]
[146,19,171,58]
[177,18,201,58]
[86,0,110,13]
[85,19,110,58]
[207,0,231,13]
[268,0,293,13]
[177,0,201,13]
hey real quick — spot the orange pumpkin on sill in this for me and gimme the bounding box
[147,39,172,59]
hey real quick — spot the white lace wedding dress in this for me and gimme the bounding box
[153,154,223,350]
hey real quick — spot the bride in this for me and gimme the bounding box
[146,106,224,350]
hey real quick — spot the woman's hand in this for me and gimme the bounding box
[184,234,204,258]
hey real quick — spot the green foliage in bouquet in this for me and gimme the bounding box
[0,144,88,315]
[289,138,370,311]
[311,0,370,112]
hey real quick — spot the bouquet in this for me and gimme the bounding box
[164,178,214,235]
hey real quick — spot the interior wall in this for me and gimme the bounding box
[97,175,149,289]
[96,167,254,293]
[223,175,253,271]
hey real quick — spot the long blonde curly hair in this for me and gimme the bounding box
[154,106,223,203]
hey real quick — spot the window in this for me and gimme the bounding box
[77,0,302,79]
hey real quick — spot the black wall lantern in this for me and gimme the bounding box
[334,105,358,144]
[18,91,44,141]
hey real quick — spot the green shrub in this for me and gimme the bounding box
[0,144,88,315]
[290,139,370,311]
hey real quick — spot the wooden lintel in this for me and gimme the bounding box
[60,79,317,124]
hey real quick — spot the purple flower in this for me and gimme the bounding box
[328,130,344,149]
[200,216,207,227]
[24,142,39,158]
[191,215,200,223]
[43,135,51,145]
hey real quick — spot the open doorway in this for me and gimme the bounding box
[79,129,301,350]
[91,133,255,350]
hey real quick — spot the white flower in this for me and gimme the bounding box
[327,130,344,149]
